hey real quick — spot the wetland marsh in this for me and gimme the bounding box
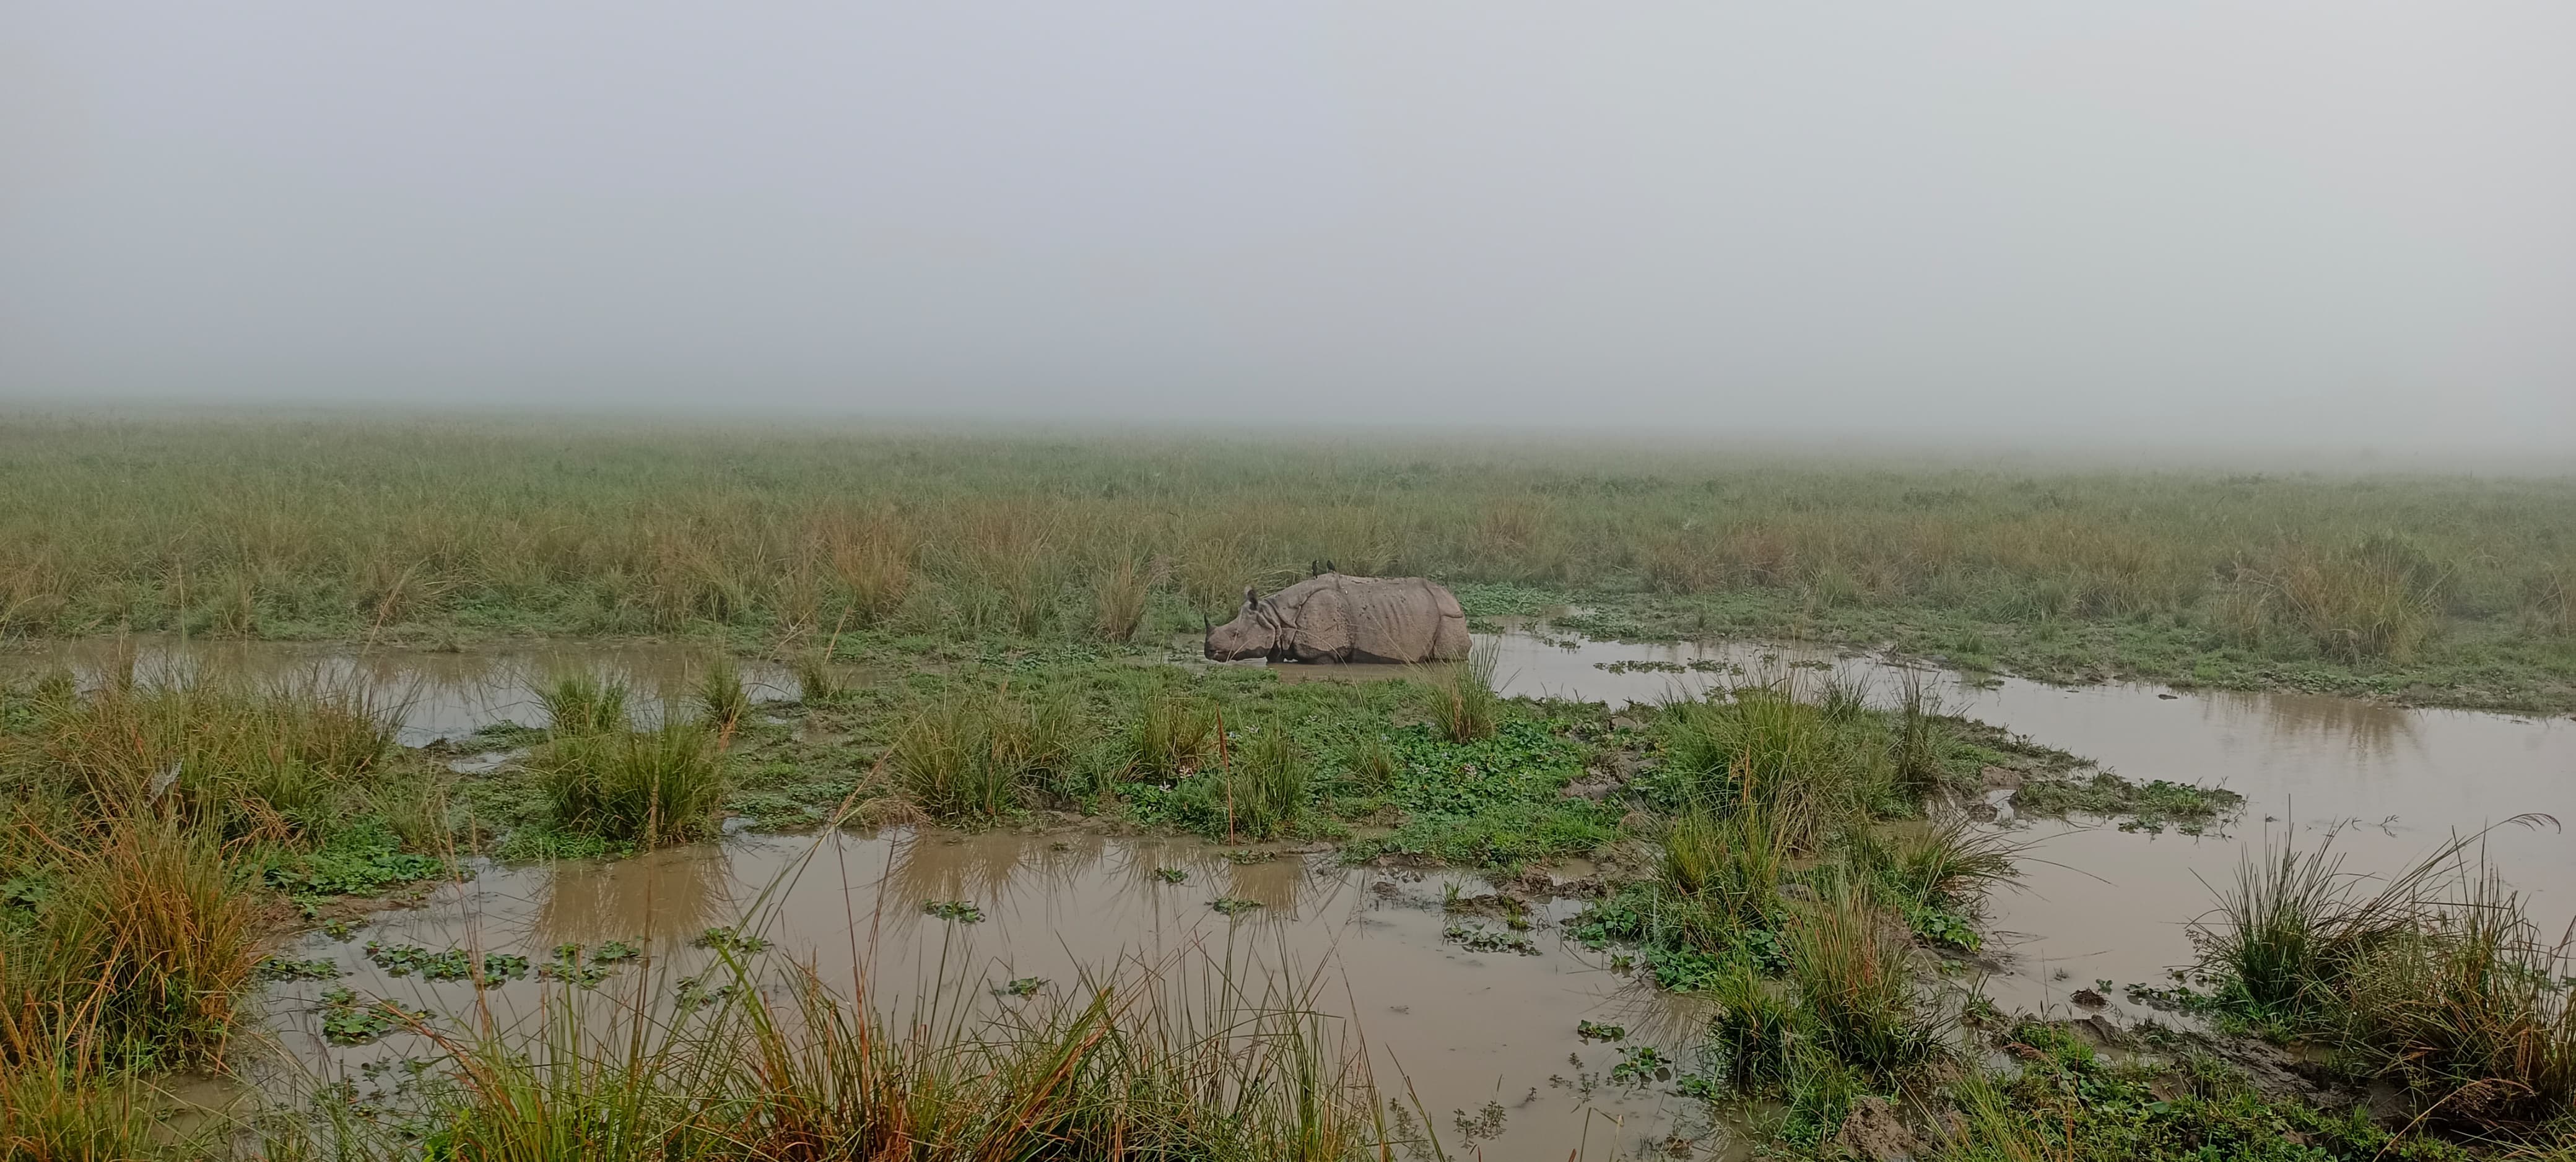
[4,419,2573,1160]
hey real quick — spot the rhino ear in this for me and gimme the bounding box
[1243,586,1258,607]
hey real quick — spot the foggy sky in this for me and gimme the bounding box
[4,2,2572,447]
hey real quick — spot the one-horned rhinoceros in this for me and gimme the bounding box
[1203,574,1470,664]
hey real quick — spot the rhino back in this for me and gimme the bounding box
[1279,575,1464,663]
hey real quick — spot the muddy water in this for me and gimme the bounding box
[1,638,798,745]
[24,632,2572,1141]
[1250,630,2576,1018]
[253,831,1730,1162]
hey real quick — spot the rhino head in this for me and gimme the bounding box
[1204,586,1283,661]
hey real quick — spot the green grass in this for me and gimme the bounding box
[531,719,728,846]
[536,671,629,737]
[693,653,749,738]
[1932,1020,2478,1162]
[1,413,2570,710]
[2187,827,2576,1134]
[1421,638,1500,743]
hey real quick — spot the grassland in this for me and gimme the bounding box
[2,412,2572,711]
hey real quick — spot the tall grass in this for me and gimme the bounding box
[2336,869,2576,1127]
[890,688,1091,820]
[1225,729,1311,841]
[1090,558,1152,643]
[1780,880,1944,1075]
[537,672,629,737]
[2197,823,2575,1128]
[353,948,1387,1162]
[1,416,2568,674]
[9,673,399,841]
[692,653,749,739]
[1421,640,1499,744]
[1661,802,1790,938]
[1852,815,2022,913]
[0,818,261,1073]
[790,650,843,704]
[1125,691,1218,781]
[1891,670,1954,798]
[533,721,727,846]
[2235,534,2451,664]
[1655,678,1887,854]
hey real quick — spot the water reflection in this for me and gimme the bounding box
[533,844,738,953]
[1,638,796,744]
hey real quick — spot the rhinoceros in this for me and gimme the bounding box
[1203,574,1471,664]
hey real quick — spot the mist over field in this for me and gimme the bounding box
[6,2,2574,449]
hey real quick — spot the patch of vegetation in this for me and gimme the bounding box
[5,417,2572,710]
[263,818,447,903]
[1209,897,1261,917]
[1938,1020,2470,1162]
[1442,922,1538,955]
[2186,828,2576,1134]
[317,986,426,1046]
[361,942,531,986]
[921,900,985,923]
[530,719,728,846]
[694,927,774,953]
[256,956,342,981]
[2014,770,2245,833]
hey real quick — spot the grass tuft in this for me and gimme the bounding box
[533,720,727,846]
[537,671,630,737]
